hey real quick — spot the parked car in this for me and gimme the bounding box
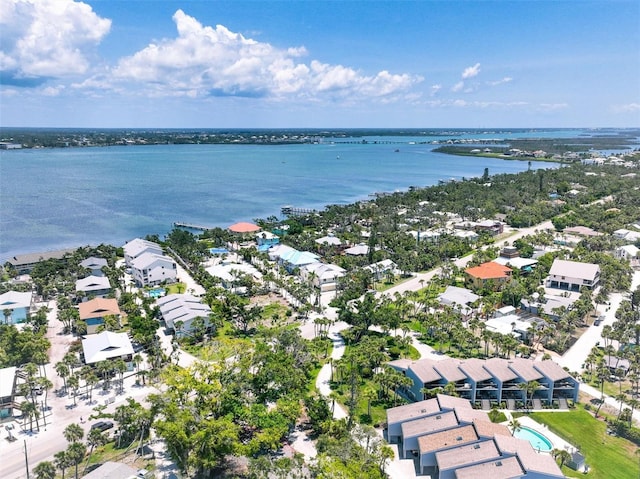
[90,421,114,432]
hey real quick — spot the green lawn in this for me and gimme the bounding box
[529,408,638,479]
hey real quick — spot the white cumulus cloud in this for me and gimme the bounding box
[451,81,464,92]
[488,77,513,86]
[0,0,111,83]
[112,10,421,100]
[430,84,442,96]
[615,103,640,112]
[461,63,481,79]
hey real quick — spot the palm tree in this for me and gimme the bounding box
[33,460,56,479]
[20,400,39,432]
[67,374,80,406]
[519,380,540,411]
[508,418,521,436]
[83,428,107,475]
[66,442,86,479]
[552,448,571,468]
[63,423,84,443]
[55,361,70,394]
[54,451,70,479]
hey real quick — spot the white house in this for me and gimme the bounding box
[546,259,600,292]
[616,244,640,261]
[82,331,134,366]
[157,294,212,336]
[300,262,345,292]
[75,275,111,300]
[344,243,369,256]
[80,257,108,276]
[205,261,262,291]
[364,259,398,282]
[315,234,342,247]
[613,228,640,242]
[123,238,164,266]
[0,291,33,324]
[130,252,177,287]
[437,286,479,319]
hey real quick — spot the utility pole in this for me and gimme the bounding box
[23,439,30,479]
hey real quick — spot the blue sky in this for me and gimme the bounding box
[1,0,638,128]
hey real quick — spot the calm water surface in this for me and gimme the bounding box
[0,133,574,259]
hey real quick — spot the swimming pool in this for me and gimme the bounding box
[146,288,166,298]
[210,248,229,255]
[514,426,553,452]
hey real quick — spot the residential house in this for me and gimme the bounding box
[78,298,124,334]
[75,275,111,301]
[344,243,370,256]
[388,357,578,407]
[256,232,279,251]
[485,314,533,341]
[205,261,262,291]
[0,367,17,418]
[123,238,163,266]
[386,395,564,478]
[364,259,398,282]
[475,220,504,235]
[521,294,575,321]
[157,294,212,336]
[315,234,342,247]
[613,228,640,242]
[81,331,134,366]
[562,226,602,237]
[465,262,512,290]
[0,291,33,324]
[278,248,320,273]
[615,244,639,262]
[493,255,537,273]
[546,259,600,291]
[437,286,479,320]
[300,262,345,292]
[6,248,76,274]
[79,257,108,276]
[130,252,177,287]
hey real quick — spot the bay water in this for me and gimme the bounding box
[0,131,576,260]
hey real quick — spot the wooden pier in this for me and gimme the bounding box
[281,205,317,217]
[173,221,213,231]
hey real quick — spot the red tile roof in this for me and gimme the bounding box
[465,261,512,280]
[228,222,261,233]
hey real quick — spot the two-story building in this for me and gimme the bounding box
[123,238,164,265]
[546,259,600,291]
[464,262,512,290]
[0,291,33,325]
[130,253,177,287]
[157,294,212,337]
[78,298,124,334]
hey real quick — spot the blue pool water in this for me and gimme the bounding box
[147,288,166,298]
[514,426,553,452]
[210,248,230,255]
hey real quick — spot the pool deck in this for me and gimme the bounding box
[503,413,576,454]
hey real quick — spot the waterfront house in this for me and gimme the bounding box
[123,238,163,266]
[546,259,600,291]
[81,331,134,366]
[75,275,111,301]
[130,252,177,287]
[6,248,76,274]
[78,298,123,334]
[0,291,33,325]
[80,257,108,276]
[464,262,512,290]
[156,294,212,337]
